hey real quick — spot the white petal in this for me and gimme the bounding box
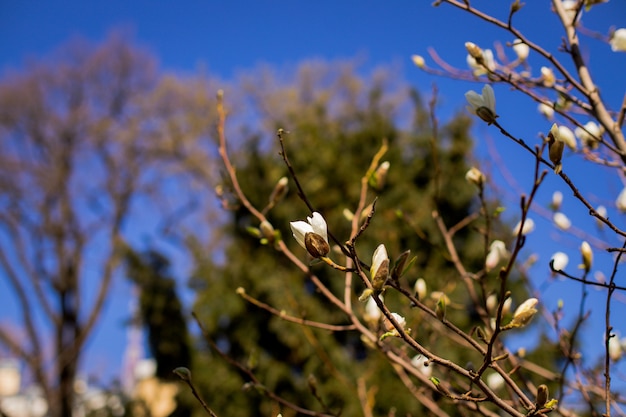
[307,212,328,242]
[551,252,569,271]
[482,84,496,113]
[290,220,313,249]
[372,244,389,271]
[465,90,484,110]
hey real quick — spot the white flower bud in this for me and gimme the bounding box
[610,28,626,52]
[512,39,529,61]
[414,278,427,300]
[411,54,425,68]
[541,67,555,87]
[580,241,592,273]
[538,102,554,119]
[465,167,486,187]
[551,191,563,211]
[553,212,571,230]
[551,252,569,271]
[512,218,535,236]
[616,188,626,212]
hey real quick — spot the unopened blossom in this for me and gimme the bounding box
[512,218,535,236]
[465,167,486,187]
[547,123,565,174]
[558,125,577,150]
[487,373,505,391]
[388,313,406,332]
[561,0,580,24]
[512,39,530,61]
[411,54,425,68]
[609,335,622,361]
[551,191,563,211]
[536,385,549,409]
[486,294,511,315]
[575,121,602,148]
[541,66,556,87]
[411,355,432,378]
[466,47,495,76]
[553,212,571,230]
[371,244,390,293]
[507,298,539,329]
[610,28,626,52]
[580,241,593,273]
[551,252,569,271]
[290,212,329,258]
[538,102,554,119]
[414,278,427,300]
[596,205,607,228]
[364,295,383,323]
[269,176,289,206]
[373,161,390,189]
[616,188,626,212]
[485,240,508,271]
[465,84,497,124]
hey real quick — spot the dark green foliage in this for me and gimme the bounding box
[124,248,192,380]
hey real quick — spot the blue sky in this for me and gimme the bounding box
[2,0,626,386]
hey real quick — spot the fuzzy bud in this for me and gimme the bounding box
[304,232,330,258]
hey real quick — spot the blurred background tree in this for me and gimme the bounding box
[0,36,215,417]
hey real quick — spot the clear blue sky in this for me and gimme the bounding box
[1,0,626,385]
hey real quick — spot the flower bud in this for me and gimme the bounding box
[269,176,289,206]
[551,252,569,272]
[548,123,564,174]
[465,167,486,187]
[616,188,626,212]
[580,241,592,273]
[550,191,563,211]
[304,232,330,258]
[541,67,555,87]
[414,278,427,300]
[512,218,534,236]
[512,39,529,61]
[505,298,538,329]
[372,161,390,189]
[535,384,549,408]
[411,54,425,68]
[436,295,446,321]
[553,212,571,230]
[465,42,483,60]
[371,244,390,293]
[538,102,554,119]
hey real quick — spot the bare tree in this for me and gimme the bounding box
[0,36,215,417]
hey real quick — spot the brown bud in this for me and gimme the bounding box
[535,384,549,408]
[304,232,330,258]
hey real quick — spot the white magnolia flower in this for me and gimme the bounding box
[538,102,554,119]
[616,188,626,212]
[558,125,577,150]
[512,39,530,61]
[290,212,329,257]
[551,252,569,271]
[465,84,497,124]
[541,66,556,87]
[553,212,571,230]
[610,28,626,52]
[575,121,602,148]
[485,240,508,271]
[512,218,535,236]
